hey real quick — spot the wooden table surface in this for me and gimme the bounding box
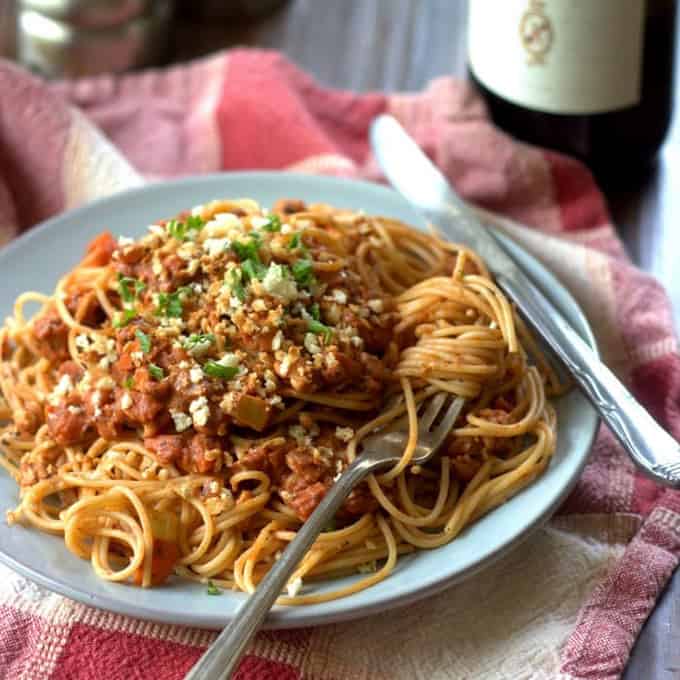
[182,1,680,677]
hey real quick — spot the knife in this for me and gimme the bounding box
[370,114,680,488]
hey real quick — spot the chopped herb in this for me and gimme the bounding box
[183,334,215,353]
[148,363,164,380]
[123,376,134,390]
[112,308,136,328]
[135,329,151,354]
[167,215,205,242]
[309,303,321,321]
[308,318,333,343]
[186,215,205,232]
[287,232,307,253]
[117,274,145,305]
[226,268,247,302]
[206,580,221,595]
[231,237,261,263]
[203,361,239,380]
[262,214,282,232]
[155,286,192,318]
[241,258,267,282]
[291,259,316,287]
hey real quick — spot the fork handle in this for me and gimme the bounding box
[185,456,375,680]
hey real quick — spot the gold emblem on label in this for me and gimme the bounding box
[519,0,553,65]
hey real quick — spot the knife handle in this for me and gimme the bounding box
[498,271,680,488]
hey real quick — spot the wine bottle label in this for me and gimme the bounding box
[468,0,645,114]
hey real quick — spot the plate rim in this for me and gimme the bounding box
[0,171,600,629]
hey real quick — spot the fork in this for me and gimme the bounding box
[185,392,465,680]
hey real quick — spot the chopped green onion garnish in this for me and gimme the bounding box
[202,361,239,380]
[287,232,308,253]
[231,237,261,263]
[135,329,151,354]
[291,259,316,287]
[226,268,247,302]
[287,232,301,249]
[112,308,136,328]
[167,215,205,242]
[117,275,145,305]
[123,376,134,389]
[241,258,267,282]
[309,303,321,321]
[183,333,215,353]
[148,363,164,380]
[262,214,281,232]
[308,318,333,342]
[155,286,192,318]
[206,580,221,595]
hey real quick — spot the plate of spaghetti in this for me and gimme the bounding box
[0,172,598,628]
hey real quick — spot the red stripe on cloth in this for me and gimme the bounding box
[216,50,387,170]
[51,624,204,680]
[560,505,680,679]
[543,150,609,232]
[234,655,303,680]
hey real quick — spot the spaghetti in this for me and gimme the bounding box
[0,198,560,603]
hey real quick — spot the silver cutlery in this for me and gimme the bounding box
[369,113,680,489]
[186,393,465,679]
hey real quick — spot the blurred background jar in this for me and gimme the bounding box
[1,0,292,78]
[15,0,174,77]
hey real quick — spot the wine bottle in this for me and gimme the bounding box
[468,0,677,186]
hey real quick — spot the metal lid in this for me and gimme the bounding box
[19,0,150,29]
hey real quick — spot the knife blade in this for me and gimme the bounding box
[370,113,680,489]
[370,114,520,279]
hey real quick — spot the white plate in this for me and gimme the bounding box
[0,172,598,629]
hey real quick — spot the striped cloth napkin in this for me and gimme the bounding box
[1,49,679,680]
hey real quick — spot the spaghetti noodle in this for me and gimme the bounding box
[0,198,560,603]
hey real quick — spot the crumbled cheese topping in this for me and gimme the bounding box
[75,334,91,351]
[335,426,354,443]
[288,425,306,442]
[286,577,303,598]
[170,410,192,433]
[52,374,73,398]
[262,264,298,301]
[120,392,132,409]
[97,377,115,390]
[189,396,210,427]
[189,366,203,384]
[271,330,283,351]
[249,216,270,230]
[332,289,347,304]
[217,353,240,368]
[203,237,231,257]
[304,333,321,355]
[367,299,384,313]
